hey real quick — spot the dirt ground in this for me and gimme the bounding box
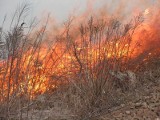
[98,82,160,120]
[6,70,159,120]
[17,81,159,120]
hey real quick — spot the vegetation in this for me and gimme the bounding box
[0,3,159,120]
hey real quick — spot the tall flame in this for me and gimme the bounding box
[0,2,160,100]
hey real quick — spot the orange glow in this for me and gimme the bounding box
[144,8,150,15]
[0,4,160,101]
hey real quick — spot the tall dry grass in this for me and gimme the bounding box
[0,3,159,120]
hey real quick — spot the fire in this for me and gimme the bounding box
[144,8,150,15]
[0,2,160,101]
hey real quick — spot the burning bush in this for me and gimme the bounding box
[0,1,160,120]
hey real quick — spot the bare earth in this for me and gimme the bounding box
[98,82,160,120]
[20,81,159,120]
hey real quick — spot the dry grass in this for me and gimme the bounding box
[0,3,159,120]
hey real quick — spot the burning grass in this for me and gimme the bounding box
[0,2,160,120]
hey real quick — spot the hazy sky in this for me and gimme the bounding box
[0,0,155,28]
[0,0,89,24]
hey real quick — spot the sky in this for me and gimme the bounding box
[0,0,156,29]
[0,0,90,25]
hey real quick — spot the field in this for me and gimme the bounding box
[0,2,160,120]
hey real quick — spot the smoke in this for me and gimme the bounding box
[32,0,160,60]
[132,2,160,58]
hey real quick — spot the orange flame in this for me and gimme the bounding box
[0,2,160,101]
